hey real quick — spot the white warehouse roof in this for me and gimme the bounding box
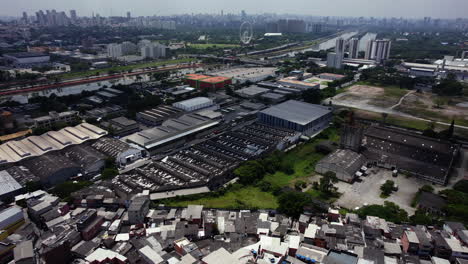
[172,97,213,111]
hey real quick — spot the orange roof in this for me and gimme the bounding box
[0,129,32,142]
[185,74,211,81]
[200,76,231,84]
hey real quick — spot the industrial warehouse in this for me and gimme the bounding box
[123,113,221,153]
[316,123,459,185]
[0,123,107,164]
[258,100,333,136]
[113,122,299,198]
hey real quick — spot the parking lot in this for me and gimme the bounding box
[334,168,441,215]
[112,122,298,195]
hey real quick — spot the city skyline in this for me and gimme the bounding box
[3,0,468,19]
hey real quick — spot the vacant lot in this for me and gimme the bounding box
[332,84,409,109]
[395,92,468,127]
[165,186,278,209]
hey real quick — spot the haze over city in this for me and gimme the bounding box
[2,0,468,18]
[0,0,468,263]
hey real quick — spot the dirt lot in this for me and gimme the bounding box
[395,92,468,126]
[332,84,407,109]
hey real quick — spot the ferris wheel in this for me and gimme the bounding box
[239,22,253,45]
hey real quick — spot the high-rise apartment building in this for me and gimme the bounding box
[335,38,345,54]
[141,43,167,59]
[348,38,359,59]
[365,39,392,63]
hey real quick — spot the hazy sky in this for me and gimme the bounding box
[2,0,467,19]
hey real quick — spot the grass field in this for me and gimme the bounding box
[164,128,340,209]
[56,58,195,80]
[189,43,240,49]
[165,186,278,209]
[263,128,340,189]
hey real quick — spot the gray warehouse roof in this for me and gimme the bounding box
[21,153,79,181]
[0,170,22,197]
[124,114,219,149]
[259,100,332,125]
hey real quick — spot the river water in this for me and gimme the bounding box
[8,68,199,104]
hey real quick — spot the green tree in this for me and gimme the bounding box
[234,160,265,185]
[357,201,408,224]
[433,73,463,96]
[410,210,435,226]
[319,171,338,193]
[278,191,313,218]
[380,180,397,197]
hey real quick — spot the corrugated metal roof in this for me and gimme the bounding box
[0,123,107,164]
[0,171,22,196]
[259,100,331,126]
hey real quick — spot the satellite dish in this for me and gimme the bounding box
[240,22,253,45]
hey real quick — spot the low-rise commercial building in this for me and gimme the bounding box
[0,207,24,235]
[128,195,150,224]
[101,117,140,136]
[235,86,270,98]
[91,137,147,166]
[31,111,80,129]
[316,149,367,183]
[3,52,50,67]
[277,77,320,90]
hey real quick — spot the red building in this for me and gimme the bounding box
[81,216,104,241]
[199,76,232,90]
[184,74,232,91]
[184,74,211,88]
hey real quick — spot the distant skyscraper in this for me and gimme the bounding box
[241,10,246,18]
[127,12,131,19]
[348,38,359,59]
[22,12,28,23]
[311,23,322,34]
[365,39,391,63]
[70,10,77,21]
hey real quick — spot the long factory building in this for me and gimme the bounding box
[0,123,107,165]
